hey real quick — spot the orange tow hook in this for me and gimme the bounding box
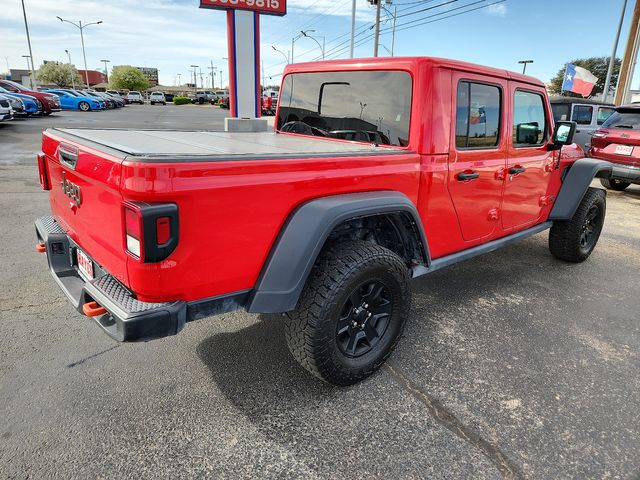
[83,301,107,317]
[35,243,46,253]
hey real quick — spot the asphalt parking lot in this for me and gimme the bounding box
[1,105,639,479]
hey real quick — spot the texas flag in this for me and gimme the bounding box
[561,64,598,97]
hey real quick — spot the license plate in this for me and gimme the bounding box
[614,144,634,156]
[77,248,94,281]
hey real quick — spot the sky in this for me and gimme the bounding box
[0,0,636,89]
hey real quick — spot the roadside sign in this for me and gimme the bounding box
[200,0,286,16]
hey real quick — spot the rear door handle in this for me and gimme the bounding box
[457,171,480,181]
[509,166,526,175]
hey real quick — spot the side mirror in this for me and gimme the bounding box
[550,121,577,150]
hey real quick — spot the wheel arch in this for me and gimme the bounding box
[549,158,612,221]
[247,191,429,314]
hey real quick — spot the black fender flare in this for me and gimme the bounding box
[247,191,429,314]
[549,158,612,221]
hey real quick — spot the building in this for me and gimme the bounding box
[137,67,159,87]
[9,69,33,87]
[76,70,108,86]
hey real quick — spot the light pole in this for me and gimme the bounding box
[56,16,102,88]
[292,29,321,63]
[22,55,33,88]
[65,49,76,89]
[272,46,289,64]
[518,60,534,74]
[21,0,37,88]
[177,73,181,86]
[603,0,627,103]
[301,31,325,60]
[100,59,110,83]
[190,64,198,94]
[382,5,397,56]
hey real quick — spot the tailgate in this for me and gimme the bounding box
[42,130,129,286]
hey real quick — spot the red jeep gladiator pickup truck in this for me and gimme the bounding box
[35,57,612,385]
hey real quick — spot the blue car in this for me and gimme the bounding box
[0,86,41,115]
[45,89,103,111]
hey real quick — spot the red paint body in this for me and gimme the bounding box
[40,57,583,303]
[589,128,640,167]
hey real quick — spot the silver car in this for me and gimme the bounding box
[550,97,615,154]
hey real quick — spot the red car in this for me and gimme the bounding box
[0,79,61,114]
[34,57,613,385]
[589,104,640,191]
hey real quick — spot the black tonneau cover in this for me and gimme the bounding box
[49,128,406,162]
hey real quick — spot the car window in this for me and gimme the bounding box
[571,105,593,125]
[551,103,570,122]
[513,90,547,147]
[278,70,412,147]
[597,107,615,125]
[455,81,501,149]
[601,109,640,130]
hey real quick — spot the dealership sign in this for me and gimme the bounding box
[200,0,286,16]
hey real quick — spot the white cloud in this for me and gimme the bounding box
[486,4,507,17]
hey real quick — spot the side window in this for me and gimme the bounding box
[513,90,547,147]
[571,105,593,125]
[597,107,615,125]
[551,103,570,122]
[455,81,501,149]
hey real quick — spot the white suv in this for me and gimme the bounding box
[126,91,144,104]
[0,95,13,122]
[149,92,166,105]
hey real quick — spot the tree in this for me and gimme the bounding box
[36,62,82,87]
[548,57,621,97]
[109,65,149,91]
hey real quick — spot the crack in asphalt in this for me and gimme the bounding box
[67,345,120,368]
[385,363,525,480]
[0,301,65,313]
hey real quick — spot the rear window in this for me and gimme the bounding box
[597,107,615,125]
[601,109,640,130]
[277,70,412,146]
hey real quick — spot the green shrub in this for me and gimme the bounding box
[173,96,191,105]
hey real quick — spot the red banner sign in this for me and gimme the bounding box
[200,0,286,16]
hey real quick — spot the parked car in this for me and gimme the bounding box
[126,91,144,104]
[107,90,129,104]
[0,92,25,117]
[45,89,103,112]
[550,97,615,154]
[0,87,41,116]
[0,80,61,114]
[192,91,215,104]
[163,93,175,103]
[0,95,14,121]
[589,104,640,191]
[103,92,126,107]
[149,92,167,105]
[34,57,612,386]
[80,90,114,109]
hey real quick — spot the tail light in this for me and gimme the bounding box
[590,129,607,149]
[123,202,179,263]
[36,153,50,190]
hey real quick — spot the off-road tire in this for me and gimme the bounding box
[285,240,411,386]
[600,178,631,191]
[78,101,90,112]
[549,187,606,263]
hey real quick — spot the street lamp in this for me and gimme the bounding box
[518,59,534,74]
[56,16,103,88]
[22,55,33,88]
[65,49,76,89]
[301,30,325,60]
[190,64,198,94]
[100,59,110,83]
[272,45,289,64]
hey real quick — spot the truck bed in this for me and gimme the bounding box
[50,128,404,161]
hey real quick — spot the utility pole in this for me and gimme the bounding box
[208,60,217,89]
[177,73,181,85]
[190,64,198,94]
[604,0,627,103]
[615,0,640,104]
[21,0,37,88]
[373,0,382,58]
[350,0,356,58]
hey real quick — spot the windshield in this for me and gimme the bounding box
[277,70,412,146]
[601,110,640,130]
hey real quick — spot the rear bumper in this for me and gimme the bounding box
[35,216,187,342]
[610,162,640,183]
[35,216,250,342]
